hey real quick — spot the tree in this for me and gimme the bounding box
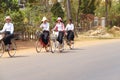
[51,2,64,20]
[75,0,100,30]
[0,0,19,14]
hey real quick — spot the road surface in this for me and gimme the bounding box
[0,40,120,80]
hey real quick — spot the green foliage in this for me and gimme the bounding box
[27,0,39,3]
[0,14,4,29]
[79,0,98,14]
[0,0,19,14]
[0,0,20,29]
[95,6,105,17]
[109,3,120,26]
[51,2,64,19]
[70,0,78,22]
[9,10,25,32]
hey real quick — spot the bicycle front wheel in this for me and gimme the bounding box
[36,40,43,53]
[50,39,56,53]
[0,41,4,57]
[8,41,17,57]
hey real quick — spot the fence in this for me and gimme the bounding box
[14,32,38,40]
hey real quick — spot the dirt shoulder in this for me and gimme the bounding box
[75,38,120,48]
[16,38,120,51]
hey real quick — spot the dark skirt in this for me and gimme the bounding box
[3,31,14,45]
[40,31,49,45]
[57,31,64,44]
[67,30,74,41]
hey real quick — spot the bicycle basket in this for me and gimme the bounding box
[50,33,57,40]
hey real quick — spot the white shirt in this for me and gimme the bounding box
[54,22,65,31]
[0,23,14,34]
[65,23,74,31]
[40,22,49,31]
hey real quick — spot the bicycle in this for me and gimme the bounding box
[50,31,65,53]
[0,33,17,57]
[35,31,53,53]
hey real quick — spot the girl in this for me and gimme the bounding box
[65,19,74,44]
[40,16,50,45]
[53,17,65,44]
[0,16,14,46]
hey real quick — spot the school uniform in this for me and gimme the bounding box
[65,23,74,41]
[54,22,65,44]
[40,22,50,45]
[0,22,14,45]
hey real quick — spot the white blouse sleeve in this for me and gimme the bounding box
[10,23,14,34]
[71,24,74,30]
[47,23,50,31]
[65,24,69,31]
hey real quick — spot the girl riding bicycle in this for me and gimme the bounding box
[65,19,74,49]
[52,17,65,48]
[0,16,14,50]
[39,16,50,51]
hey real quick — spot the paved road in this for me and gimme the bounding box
[0,40,120,80]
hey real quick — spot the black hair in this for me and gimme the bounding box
[69,19,72,23]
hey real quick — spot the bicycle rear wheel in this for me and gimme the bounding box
[36,40,43,53]
[8,40,17,57]
[0,41,4,57]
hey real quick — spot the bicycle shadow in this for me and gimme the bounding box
[70,48,85,50]
[8,55,29,58]
[64,47,85,51]
[57,48,85,54]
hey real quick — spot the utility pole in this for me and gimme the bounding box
[66,0,72,19]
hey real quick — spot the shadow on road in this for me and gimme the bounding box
[57,48,85,54]
[69,48,85,51]
[12,55,29,58]
[2,55,29,59]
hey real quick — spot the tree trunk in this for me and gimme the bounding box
[66,0,72,19]
[76,0,81,27]
[105,0,108,27]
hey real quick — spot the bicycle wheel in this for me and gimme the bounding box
[36,40,43,53]
[70,41,74,49]
[59,42,64,52]
[0,41,5,57]
[50,39,56,53]
[8,40,17,57]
